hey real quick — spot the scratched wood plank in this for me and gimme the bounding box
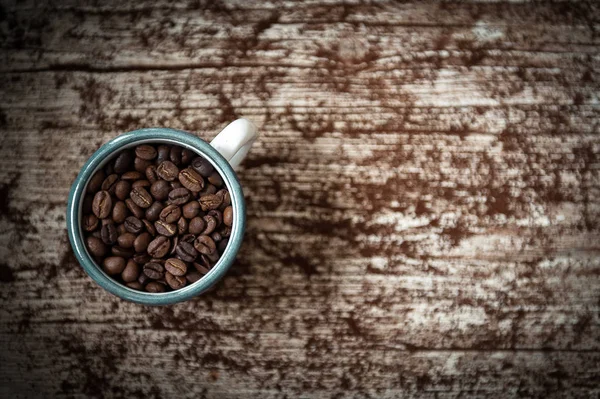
[1,0,599,398]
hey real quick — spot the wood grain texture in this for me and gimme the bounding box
[0,0,599,398]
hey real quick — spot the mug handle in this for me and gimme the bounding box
[210,118,258,170]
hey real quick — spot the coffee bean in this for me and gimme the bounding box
[170,236,179,255]
[223,206,233,227]
[208,210,223,226]
[194,235,216,255]
[157,145,170,164]
[175,241,197,262]
[134,232,152,253]
[145,165,158,184]
[138,272,150,286]
[211,231,222,242]
[130,187,153,208]
[179,167,204,192]
[155,220,177,237]
[157,161,179,181]
[170,146,182,165]
[116,223,127,235]
[181,149,195,165]
[121,260,140,283]
[193,260,211,274]
[150,180,170,201]
[133,252,151,265]
[160,204,181,224]
[132,179,150,189]
[188,216,206,235]
[206,250,220,263]
[136,144,157,160]
[218,238,229,254]
[88,170,105,193]
[191,157,214,177]
[165,258,187,276]
[201,215,217,235]
[165,272,187,290]
[207,171,223,186]
[145,201,165,222]
[145,281,166,293]
[112,246,135,258]
[199,184,217,196]
[147,236,170,258]
[118,232,136,248]
[170,181,183,190]
[177,217,188,235]
[114,150,133,174]
[83,194,94,214]
[121,171,143,181]
[124,216,144,234]
[101,174,119,194]
[186,271,202,283]
[92,191,112,219]
[181,234,196,244]
[104,160,115,176]
[103,256,126,275]
[115,180,131,201]
[143,262,165,279]
[101,223,118,245]
[134,157,152,173]
[83,214,99,232]
[125,198,145,219]
[86,236,107,257]
[217,189,231,207]
[169,188,191,205]
[126,282,144,290]
[199,194,222,211]
[112,201,128,224]
[182,201,201,219]
[218,225,232,238]
[143,219,156,236]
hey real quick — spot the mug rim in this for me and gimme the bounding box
[66,127,246,305]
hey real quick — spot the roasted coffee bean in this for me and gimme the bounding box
[223,206,233,227]
[186,271,202,283]
[125,198,145,219]
[101,174,119,194]
[134,232,152,253]
[165,272,187,290]
[83,194,94,214]
[134,157,152,173]
[188,216,206,235]
[118,232,136,248]
[165,258,187,276]
[207,171,223,186]
[103,256,126,275]
[115,180,131,201]
[199,184,217,196]
[208,210,223,226]
[150,180,170,201]
[136,144,157,160]
[124,216,144,234]
[104,160,115,176]
[181,234,196,243]
[116,223,127,235]
[168,188,191,205]
[145,281,166,293]
[179,167,204,192]
[194,258,211,273]
[83,214,99,232]
[121,260,140,283]
[121,171,143,181]
[112,246,135,258]
[218,225,232,238]
[114,150,134,174]
[170,236,179,255]
[199,194,222,211]
[211,231,222,242]
[194,235,216,255]
[91,230,102,239]
[143,262,165,279]
[146,201,164,222]
[88,170,105,193]
[218,238,229,254]
[181,149,195,165]
[92,191,113,219]
[138,272,150,286]
[143,219,156,236]
[133,252,151,265]
[206,250,220,263]
[112,201,128,224]
[170,181,183,190]
[130,187,153,209]
[160,204,181,224]
[182,201,201,219]
[218,189,231,207]
[157,161,179,181]
[155,220,177,237]
[169,146,182,165]
[86,236,107,257]
[201,215,217,235]
[191,157,214,177]
[175,241,197,262]
[132,179,150,189]
[145,165,158,184]
[101,223,118,245]
[126,282,144,290]
[147,236,170,258]
[177,217,188,235]
[157,145,170,163]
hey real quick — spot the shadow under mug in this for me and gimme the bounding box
[66,119,258,305]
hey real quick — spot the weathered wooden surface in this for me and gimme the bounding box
[1,0,599,397]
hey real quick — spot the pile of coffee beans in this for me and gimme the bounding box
[82,143,233,292]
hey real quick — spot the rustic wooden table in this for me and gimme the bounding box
[1,1,599,398]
